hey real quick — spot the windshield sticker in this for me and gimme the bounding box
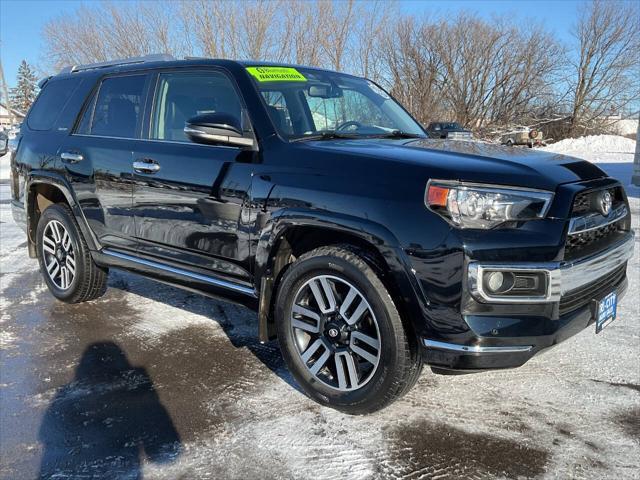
[368,81,390,99]
[246,67,307,82]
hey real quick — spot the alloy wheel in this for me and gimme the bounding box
[290,275,381,391]
[42,220,76,290]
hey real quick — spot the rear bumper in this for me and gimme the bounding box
[423,232,633,372]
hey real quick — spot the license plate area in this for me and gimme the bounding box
[595,290,617,334]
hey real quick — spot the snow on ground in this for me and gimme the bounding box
[543,134,636,159]
[1,136,639,479]
[0,152,10,181]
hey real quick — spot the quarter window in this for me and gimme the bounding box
[151,71,243,142]
[79,75,146,138]
[27,78,82,131]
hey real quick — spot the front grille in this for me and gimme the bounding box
[558,263,626,316]
[565,186,628,260]
[565,219,625,258]
[571,187,623,216]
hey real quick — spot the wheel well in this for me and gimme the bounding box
[260,225,408,341]
[27,183,69,257]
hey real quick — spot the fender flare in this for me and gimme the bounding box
[254,208,429,342]
[25,171,101,252]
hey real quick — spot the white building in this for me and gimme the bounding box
[0,102,25,128]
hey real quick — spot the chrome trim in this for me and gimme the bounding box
[183,127,255,147]
[60,151,84,163]
[102,249,256,296]
[70,134,243,151]
[468,264,561,303]
[568,204,627,235]
[560,231,634,294]
[133,161,160,173]
[423,339,533,353]
[468,230,634,303]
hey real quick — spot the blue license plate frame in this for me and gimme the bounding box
[595,290,617,334]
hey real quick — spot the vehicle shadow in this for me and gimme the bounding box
[108,271,300,393]
[38,342,182,479]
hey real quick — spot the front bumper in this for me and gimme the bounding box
[423,231,634,372]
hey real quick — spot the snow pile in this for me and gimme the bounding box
[542,134,636,160]
[0,153,10,181]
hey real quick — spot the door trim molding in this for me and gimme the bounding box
[102,249,256,296]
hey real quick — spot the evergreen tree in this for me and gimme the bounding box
[9,60,38,113]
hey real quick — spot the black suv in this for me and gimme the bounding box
[10,56,634,413]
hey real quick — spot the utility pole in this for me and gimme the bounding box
[633,114,640,186]
[0,58,15,126]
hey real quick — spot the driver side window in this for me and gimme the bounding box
[151,71,242,142]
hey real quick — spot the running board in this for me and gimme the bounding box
[102,249,256,297]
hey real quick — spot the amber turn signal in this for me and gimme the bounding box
[427,185,449,207]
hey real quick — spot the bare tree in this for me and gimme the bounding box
[379,17,446,125]
[568,0,640,135]
[42,1,182,71]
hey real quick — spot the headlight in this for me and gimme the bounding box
[426,180,554,229]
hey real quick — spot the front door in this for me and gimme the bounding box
[131,69,254,283]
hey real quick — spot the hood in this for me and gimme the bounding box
[304,138,607,191]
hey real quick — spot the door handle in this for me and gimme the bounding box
[133,160,161,174]
[60,152,84,163]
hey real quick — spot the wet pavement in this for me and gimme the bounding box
[1,177,639,479]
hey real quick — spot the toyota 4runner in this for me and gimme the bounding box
[10,55,634,413]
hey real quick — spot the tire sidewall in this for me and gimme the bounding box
[36,205,85,301]
[275,251,406,411]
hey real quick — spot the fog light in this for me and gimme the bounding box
[484,271,515,293]
[481,269,548,298]
[487,272,504,291]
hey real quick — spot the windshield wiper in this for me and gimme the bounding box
[291,131,362,142]
[372,130,426,139]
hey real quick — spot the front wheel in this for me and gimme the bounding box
[36,204,108,303]
[275,246,423,414]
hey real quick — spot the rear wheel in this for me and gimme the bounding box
[36,204,108,303]
[275,245,423,414]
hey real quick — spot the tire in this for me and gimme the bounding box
[36,203,108,303]
[275,245,423,414]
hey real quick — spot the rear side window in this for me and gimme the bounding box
[78,75,146,139]
[27,78,81,131]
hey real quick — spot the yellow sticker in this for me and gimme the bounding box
[246,66,307,82]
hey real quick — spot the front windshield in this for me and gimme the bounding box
[248,66,426,140]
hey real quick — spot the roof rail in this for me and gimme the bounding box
[58,53,175,75]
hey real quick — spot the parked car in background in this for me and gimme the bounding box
[426,122,473,140]
[0,130,8,156]
[501,127,546,147]
[10,56,634,414]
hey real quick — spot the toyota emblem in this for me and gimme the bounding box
[328,328,339,338]
[598,191,613,216]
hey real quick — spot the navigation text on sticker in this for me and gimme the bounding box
[246,67,307,82]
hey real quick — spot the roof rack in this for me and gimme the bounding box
[58,53,175,75]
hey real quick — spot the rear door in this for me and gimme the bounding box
[131,68,254,284]
[61,73,150,252]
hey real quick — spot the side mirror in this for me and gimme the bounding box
[184,113,254,148]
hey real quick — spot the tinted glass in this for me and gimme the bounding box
[90,75,146,138]
[249,67,425,139]
[75,90,97,135]
[261,91,293,135]
[27,78,82,131]
[151,71,242,142]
